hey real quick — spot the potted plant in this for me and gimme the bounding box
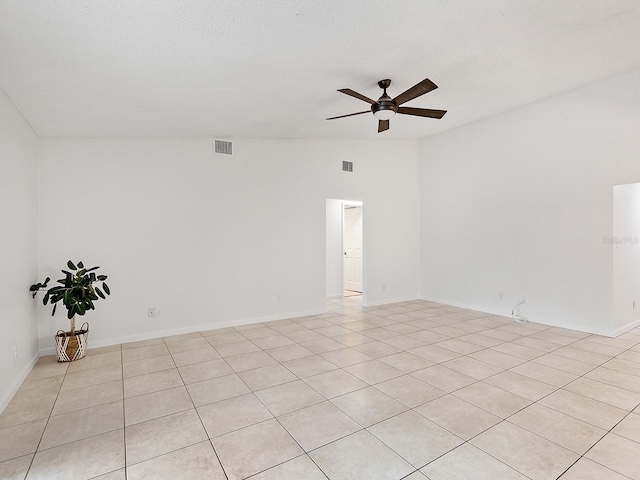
[30,260,111,362]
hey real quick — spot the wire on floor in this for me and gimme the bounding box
[511,298,528,324]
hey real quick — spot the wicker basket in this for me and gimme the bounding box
[55,322,89,362]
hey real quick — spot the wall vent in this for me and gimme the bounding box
[342,160,353,173]
[214,140,233,155]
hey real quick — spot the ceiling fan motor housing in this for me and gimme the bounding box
[372,79,397,119]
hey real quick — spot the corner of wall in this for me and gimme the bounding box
[0,85,42,413]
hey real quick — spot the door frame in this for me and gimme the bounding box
[342,200,363,297]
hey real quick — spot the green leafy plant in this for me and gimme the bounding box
[30,260,111,335]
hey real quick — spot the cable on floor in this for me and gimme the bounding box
[512,298,528,324]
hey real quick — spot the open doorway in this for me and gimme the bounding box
[613,182,640,334]
[343,203,363,297]
[326,199,364,300]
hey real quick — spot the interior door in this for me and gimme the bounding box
[344,206,363,292]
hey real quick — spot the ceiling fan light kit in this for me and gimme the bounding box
[327,77,447,133]
[372,107,396,120]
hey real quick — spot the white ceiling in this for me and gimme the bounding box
[1,0,640,139]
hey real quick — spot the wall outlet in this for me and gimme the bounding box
[382,283,386,291]
[499,291,504,300]
[157,308,163,317]
[276,295,281,303]
[13,345,18,360]
[148,307,157,318]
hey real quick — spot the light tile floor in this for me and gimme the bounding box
[2,297,640,479]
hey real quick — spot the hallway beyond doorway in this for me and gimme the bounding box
[344,290,362,298]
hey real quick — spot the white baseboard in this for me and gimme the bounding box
[39,307,327,356]
[613,317,640,337]
[537,318,616,338]
[420,295,506,317]
[0,354,39,415]
[420,295,620,338]
[37,295,637,357]
[364,296,421,308]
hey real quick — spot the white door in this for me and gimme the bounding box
[344,206,363,292]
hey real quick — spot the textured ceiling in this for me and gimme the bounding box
[1,0,640,139]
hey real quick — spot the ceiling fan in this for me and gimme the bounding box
[327,77,447,133]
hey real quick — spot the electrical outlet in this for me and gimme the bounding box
[499,291,504,300]
[13,345,18,360]
[276,295,281,303]
[148,308,157,318]
[157,308,163,317]
[382,283,387,291]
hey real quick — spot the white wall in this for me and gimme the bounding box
[326,199,343,298]
[0,87,40,411]
[613,182,640,331]
[420,68,640,336]
[39,138,421,351]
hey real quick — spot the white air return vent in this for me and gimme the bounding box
[342,161,353,173]
[214,139,233,156]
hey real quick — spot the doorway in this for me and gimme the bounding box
[325,199,364,300]
[343,204,363,296]
[613,182,640,333]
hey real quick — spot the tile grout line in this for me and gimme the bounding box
[550,338,640,479]
[328,307,640,478]
[455,333,640,479]
[8,298,640,479]
[185,330,247,480]
[22,356,69,480]
[219,334,335,480]
[189,310,636,478]
[120,343,128,480]
[168,332,231,480]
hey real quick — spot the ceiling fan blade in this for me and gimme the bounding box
[397,107,447,119]
[392,78,438,106]
[326,111,370,120]
[338,88,377,105]
[378,120,389,133]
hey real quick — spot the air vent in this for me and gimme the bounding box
[342,161,353,173]
[214,140,233,156]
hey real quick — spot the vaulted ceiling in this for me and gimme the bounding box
[1,0,639,139]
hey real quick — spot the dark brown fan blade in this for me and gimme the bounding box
[397,107,447,119]
[326,111,370,120]
[378,120,389,133]
[392,78,438,106]
[338,89,376,105]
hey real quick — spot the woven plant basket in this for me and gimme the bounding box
[55,322,89,362]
